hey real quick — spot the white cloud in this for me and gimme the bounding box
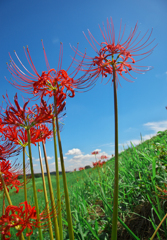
[68,151,110,169]
[144,121,167,133]
[35,156,53,162]
[65,148,82,155]
[92,149,101,153]
[119,120,167,150]
[27,157,34,161]
[35,158,43,162]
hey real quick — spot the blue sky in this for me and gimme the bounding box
[0,0,167,173]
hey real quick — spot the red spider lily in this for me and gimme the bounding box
[0,160,28,193]
[91,151,99,155]
[0,201,54,239]
[79,167,85,171]
[2,124,52,147]
[0,93,53,129]
[6,41,80,100]
[71,17,157,89]
[100,155,108,160]
[0,118,21,160]
[92,160,106,168]
[37,189,43,192]
[0,141,20,161]
[73,168,76,172]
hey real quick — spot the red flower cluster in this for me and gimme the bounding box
[79,167,85,171]
[0,118,21,161]
[6,41,80,101]
[91,151,99,155]
[37,189,43,193]
[71,17,157,89]
[0,201,49,239]
[92,160,106,168]
[0,141,20,161]
[0,160,25,193]
[100,155,108,160]
[1,93,53,129]
[2,124,52,147]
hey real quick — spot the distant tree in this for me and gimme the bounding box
[17,175,23,179]
[85,165,91,169]
[34,173,41,178]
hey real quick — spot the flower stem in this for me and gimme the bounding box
[38,142,54,240]
[52,117,63,240]
[53,92,74,240]
[0,174,25,240]
[150,213,167,240]
[23,147,27,202]
[0,173,12,205]
[23,147,30,240]
[27,129,43,240]
[42,140,60,240]
[111,66,119,240]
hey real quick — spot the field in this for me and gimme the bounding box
[1,130,167,240]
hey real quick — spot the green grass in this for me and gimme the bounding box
[1,130,167,239]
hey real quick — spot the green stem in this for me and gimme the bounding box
[38,142,54,240]
[0,173,12,205]
[23,147,27,202]
[42,141,60,240]
[111,66,119,240]
[53,92,74,240]
[150,213,167,240]
[27,129,43,240]
[95,154,101,186]
[23,147,30,240]
[52,117,63,240]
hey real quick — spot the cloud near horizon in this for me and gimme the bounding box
[65,148,82,155]
[35,156,53,162]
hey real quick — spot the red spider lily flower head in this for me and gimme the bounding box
[73,168,76,172]
[71,17,157,90]
[0,119,21,160]
[79,167,85,171]
[92,160,106,168]
[0,93,53,129]
[0,201,56,238]
[91,151,99,155]
[0,159,29,193]
[100,155,108,160]
[37,189,43,192]
[6,41,80,100]
[2,124,53,147]
[0,141,20,161]
[92,161,98,167]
